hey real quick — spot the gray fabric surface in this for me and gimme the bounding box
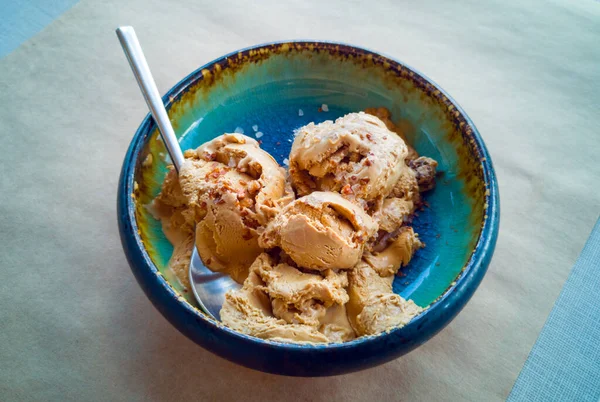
[0,0,599,400]
[508,218,600,402]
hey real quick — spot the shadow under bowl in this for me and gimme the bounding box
[117,41,499,376]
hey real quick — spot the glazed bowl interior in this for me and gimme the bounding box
[121,41,498,375]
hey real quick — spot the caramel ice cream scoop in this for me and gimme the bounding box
[363,227,423,277]
[346,261,422,336]
[188,133,290,224]
[220,253,355,343]
[259,191,377,270]
[154,134,290,285]
[289,112,412,205]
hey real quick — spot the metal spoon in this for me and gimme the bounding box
[116,26,240,320]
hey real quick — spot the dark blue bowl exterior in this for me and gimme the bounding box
[117,41,500,377]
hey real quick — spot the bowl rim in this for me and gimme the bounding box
[118,40,500,352]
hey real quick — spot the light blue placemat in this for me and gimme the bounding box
[0,0,79,58]
[508,217,600,402]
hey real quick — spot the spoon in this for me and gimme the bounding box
[116,26,240,320]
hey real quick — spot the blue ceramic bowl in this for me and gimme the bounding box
[117,41,499,376]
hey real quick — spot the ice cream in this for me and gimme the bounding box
[289,112,412,207]
[284,111,434,338]
[221,253,355,343]
[153,108,438,343]
[363,227,423,277]
[153,134,290,284]
[259,191,377,270]
[346,261,422,336]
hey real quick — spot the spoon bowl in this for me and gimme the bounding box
[189,247,241,320]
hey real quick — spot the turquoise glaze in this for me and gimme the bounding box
[118,41,499,376]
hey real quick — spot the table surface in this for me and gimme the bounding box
[0,0,599,400]
[508,219,600,401]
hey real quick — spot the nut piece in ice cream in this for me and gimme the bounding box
[220,253,355,343]
[259,191,378,270]
[153,134,289,285]
[346,261,422,336]
[409,156,439,193]
[289,112,411,205]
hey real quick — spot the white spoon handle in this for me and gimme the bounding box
[116,26,184,171]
